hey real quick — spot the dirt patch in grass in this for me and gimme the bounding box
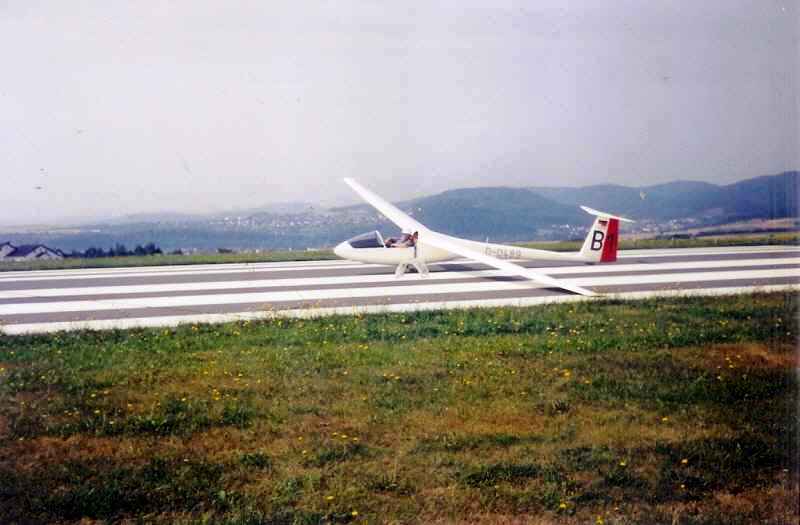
[697,342,799,370]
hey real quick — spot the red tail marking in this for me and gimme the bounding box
[600,218,619,262]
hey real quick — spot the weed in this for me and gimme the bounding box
[239,452,272,470]
[305,442,369,467]
[460,462,543,487]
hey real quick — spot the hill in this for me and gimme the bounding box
[401,187,584,241]
[530,171,797,222]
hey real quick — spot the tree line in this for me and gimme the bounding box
[67,243,165,258]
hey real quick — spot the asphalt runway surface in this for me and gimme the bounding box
[1,245,798,334]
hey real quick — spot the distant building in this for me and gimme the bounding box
[0,242,64,261]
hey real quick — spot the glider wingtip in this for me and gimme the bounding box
[580,205,635,223]
[343,178,361,190]
[567,285,599,297]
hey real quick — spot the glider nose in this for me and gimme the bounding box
[333,241,351,259]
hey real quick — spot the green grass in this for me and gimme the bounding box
[0,292,797,523]
[1,232,797,272]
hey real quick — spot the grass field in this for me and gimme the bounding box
[0,232,797,273]
[0,292,797,524]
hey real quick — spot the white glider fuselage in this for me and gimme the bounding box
[334,236,583,266]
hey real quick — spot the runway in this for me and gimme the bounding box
[0,245,798,335]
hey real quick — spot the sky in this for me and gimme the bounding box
[1,0,798,225]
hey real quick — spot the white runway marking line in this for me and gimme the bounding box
[0,268,797,316]
[1,257,798,299]
[2,284,797,335]
[0,262,380,283]
[614,246,800,257]
[0,280,537,315]
[0,258,362,279]
[0,259,359,279]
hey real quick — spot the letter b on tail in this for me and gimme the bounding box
[580,218,620,263]
[590,230,605,251]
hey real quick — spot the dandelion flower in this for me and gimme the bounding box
[351,510,358,517]
[681,458,688,464]
[559,502,567,509]
[619,461,627,467]
[325,495,334,501]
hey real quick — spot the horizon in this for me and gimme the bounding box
[0,169,796,229]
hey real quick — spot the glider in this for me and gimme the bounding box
[334,179,634,296]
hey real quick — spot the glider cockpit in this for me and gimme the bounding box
[345,231,386,249]
[334,229,424,271]
[341,231,417,249]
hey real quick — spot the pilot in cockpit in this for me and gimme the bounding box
[385,232,416,248]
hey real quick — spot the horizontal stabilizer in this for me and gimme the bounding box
[580,205,635,223]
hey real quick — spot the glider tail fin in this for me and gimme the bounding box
[578,206,633,263]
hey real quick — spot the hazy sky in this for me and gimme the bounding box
[2,1,798,225]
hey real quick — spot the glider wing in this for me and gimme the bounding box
[343,178,425,233]
[344,178,598,296]
[425,231,598,296]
